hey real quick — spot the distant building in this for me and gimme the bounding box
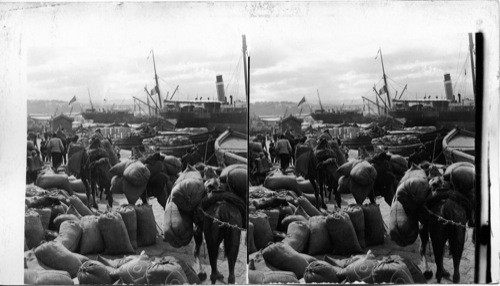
[280,115,303,134]
[51,114,74,133]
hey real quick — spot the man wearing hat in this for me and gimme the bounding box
[47,132,65,169]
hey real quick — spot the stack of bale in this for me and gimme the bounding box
[109,159,151,206]
[24,183,158,284]
[389,164,431,246]
[163,166,205,248]
[25,248,201,285]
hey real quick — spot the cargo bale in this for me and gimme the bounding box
[145,257,188,285]
[249,270,300,284]
[227,167,247,200]
[350,161,377,186]
[395,176,430,215]
[361,204,385,246]
[65,205,82,219]
[36,173,74,195]
[344,204,366,248]
[109,160,133,177]
[304,260,339,283]
[163,201,194,248]
[262,209,279,231]
[249,212,273,250]
[32,208,52,230]
[98,212,135,255]
[123,161,151,187]
[122,178,146,205]
[77,260,114,285]
[34,241,82,278]
[337,251,378,283]
[69,179,86,194]
[262,242,309,279]
[54,220,82,252]
[163,155,182,176]
[326,211,362,255]
[282,221,310,253]
[159,256,201,285]
[372,255,414,284]
[298,196,321,217]
[110,175,124,194]
[248,222,258,254]
[111,254,152,284]
[170,178,205,212]
[134,204,157,247]
[117,205,138,249]
[337,159,362,177]
[338,175,351,194]
[307,215,332,255]
[53,214,80,232]
[389,200,419,247]
[297,179,315,194]
[294,205,311,220]
[281,215,308,231]
[25,210,45,249]
[24,269,74,285]
[69,195,93,217]
[443,162,475,181]
[79,215,105,255]
[263,175,301,195]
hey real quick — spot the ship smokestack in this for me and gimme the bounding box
[443,73,454,101]
[216,75,225,102]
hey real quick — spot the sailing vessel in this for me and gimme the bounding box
[310,89,368,124]
[81,88,135,124]
[157,36,249,132]
[388,34,476,130]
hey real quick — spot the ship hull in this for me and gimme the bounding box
[160,111,247,133]
[389,110,475,130]
[81,111,135,124]
[311,112,372,124]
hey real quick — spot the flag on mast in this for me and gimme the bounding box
[68,95,77,105]
[298,96,306,106]
[379,85,388,95]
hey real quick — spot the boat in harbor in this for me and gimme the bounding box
[442,128,475,164]
[389,34,476,131]
[156,36,249,133]
[215,128,248,167]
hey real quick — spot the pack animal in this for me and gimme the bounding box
[192,181,245,284]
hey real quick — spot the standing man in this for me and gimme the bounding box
[47,132,65,169]
[276,134,292,171]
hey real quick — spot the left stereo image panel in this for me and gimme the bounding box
[23,2,248,284]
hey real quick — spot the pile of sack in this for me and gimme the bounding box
[249,247,426,284]
[249,183,386,257]
[25,183,158,278]
[336,159,378,204]
[25,250,202,284]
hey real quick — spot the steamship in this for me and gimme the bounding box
[159,36,249,133]
[161,76,248,132]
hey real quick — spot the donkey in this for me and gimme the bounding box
[193,181,245,284]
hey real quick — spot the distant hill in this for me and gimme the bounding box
[27,99,132,116]
[250,101,362,117]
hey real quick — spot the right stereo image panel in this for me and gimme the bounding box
[247,1,497,284]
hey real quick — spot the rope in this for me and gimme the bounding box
[424,206,474,229]
[197,206,246,232]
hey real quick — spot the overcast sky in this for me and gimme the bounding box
[20,1,496,107]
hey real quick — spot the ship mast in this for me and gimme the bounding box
[242,35,249,103]
[151,50,162,109]
[87,88,94,111]
[317,89,324,112]
[468,33,477,102]
[379,48,392,108]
